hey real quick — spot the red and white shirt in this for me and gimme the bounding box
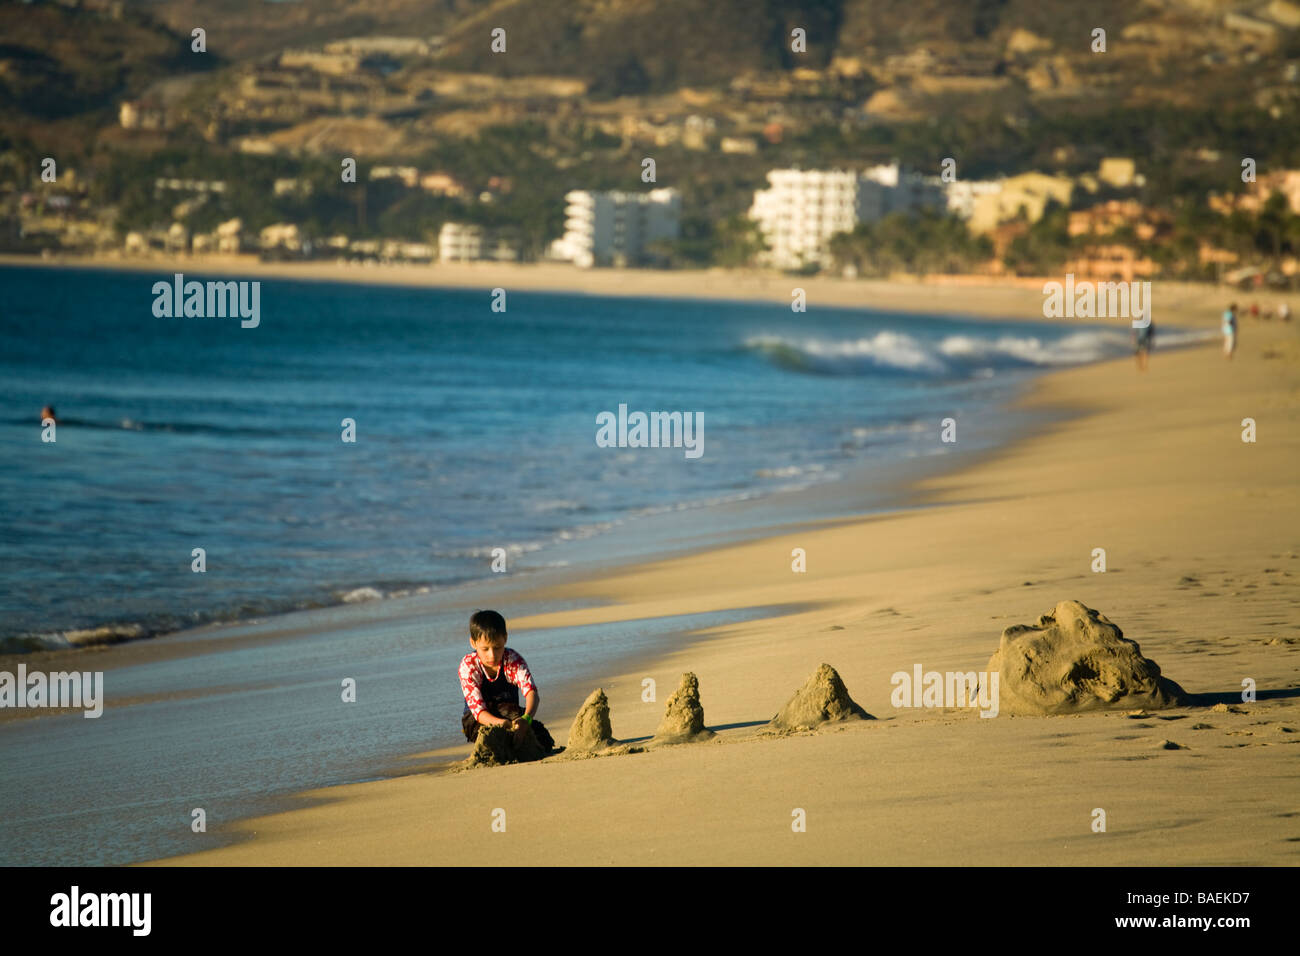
[458,647,537,718]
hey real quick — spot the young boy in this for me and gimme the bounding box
[458,609,555,752]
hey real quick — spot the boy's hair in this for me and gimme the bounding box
[469,609,508,643]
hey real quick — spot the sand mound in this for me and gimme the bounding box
[467,722,549,768]
[768,664,873,732]
[567,688,616,752]
[987,600,1189,715]
[652,673,715,744]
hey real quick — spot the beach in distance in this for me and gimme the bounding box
[7,251,1287,322]
[2,263,1297,866]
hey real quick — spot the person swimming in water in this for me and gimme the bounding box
[40,405,57,424]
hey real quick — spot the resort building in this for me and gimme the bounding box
[551,188,682,268]
[438,222,522,262]
[966,172,1074,235]
[747,165,944,271]
[438,222,485,262]
[945,179,1005,221]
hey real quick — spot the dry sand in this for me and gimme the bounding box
[139,279,1300,866]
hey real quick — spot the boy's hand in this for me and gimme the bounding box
[511,718,529,743]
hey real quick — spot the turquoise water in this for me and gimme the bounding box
[0,264,1151,648]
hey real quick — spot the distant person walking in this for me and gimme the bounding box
[1279,302,1291,323]
[1134,317,1154,371]
[1222,303,1238,360]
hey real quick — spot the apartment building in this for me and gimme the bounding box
[748,165,944,271]
[438,222,521,262]
[552,188,682,268]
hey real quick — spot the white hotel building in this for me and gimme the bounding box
[748,165,948,271]
[551,188,682,268]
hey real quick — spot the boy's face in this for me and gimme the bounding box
[471,634,507,669]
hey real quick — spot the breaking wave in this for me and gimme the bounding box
[742,327,1211,378]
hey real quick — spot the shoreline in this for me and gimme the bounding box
[1,324,1088,863]
[0,276,1079,863]
[1,252,1283,326]
[0,353,1061,667]
[146,309,1300,865]
[1,257,1175,657]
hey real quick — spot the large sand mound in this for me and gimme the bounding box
[467,722,549,767]
[768,663,873,732]
[652,673,716,744]
[987,600,1189,715]
[567,688,616,752]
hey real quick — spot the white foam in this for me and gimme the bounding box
[744,325,1177,377]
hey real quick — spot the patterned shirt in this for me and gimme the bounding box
[458,647,537,718]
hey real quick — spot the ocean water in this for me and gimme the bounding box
[0,264,1183,649]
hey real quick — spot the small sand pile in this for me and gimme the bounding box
[1212,702,1246,714]
[468,722,549,768]
[567,688,616,752]
[652,673,715,744]
[987,600,1189,715]
[768,664,873,733]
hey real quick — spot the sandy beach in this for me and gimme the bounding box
[124,278,1300,867]
[9,251,1297,324]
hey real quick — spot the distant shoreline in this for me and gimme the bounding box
[0,252,1270,327]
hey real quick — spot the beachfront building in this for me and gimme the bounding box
[1210,168,1300,216]
[967,172,1074,235]
[945,179,1005,222]
[438,222,485,262]
[1068,199,1169,242]
[550,188,682,268]
[747,164,945,271]
[438,222,522,262]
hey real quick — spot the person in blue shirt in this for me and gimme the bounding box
[1222,303,1238,360]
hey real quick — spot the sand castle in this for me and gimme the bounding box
[650,672,716,744]
[467,720,550,767]
[986,599,1189,715]
[768,663,873,732]
[466,601,1190,772]
[566,687,616,752]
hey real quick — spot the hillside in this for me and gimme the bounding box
[0,1,209,121]
[3,0,1299,269]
